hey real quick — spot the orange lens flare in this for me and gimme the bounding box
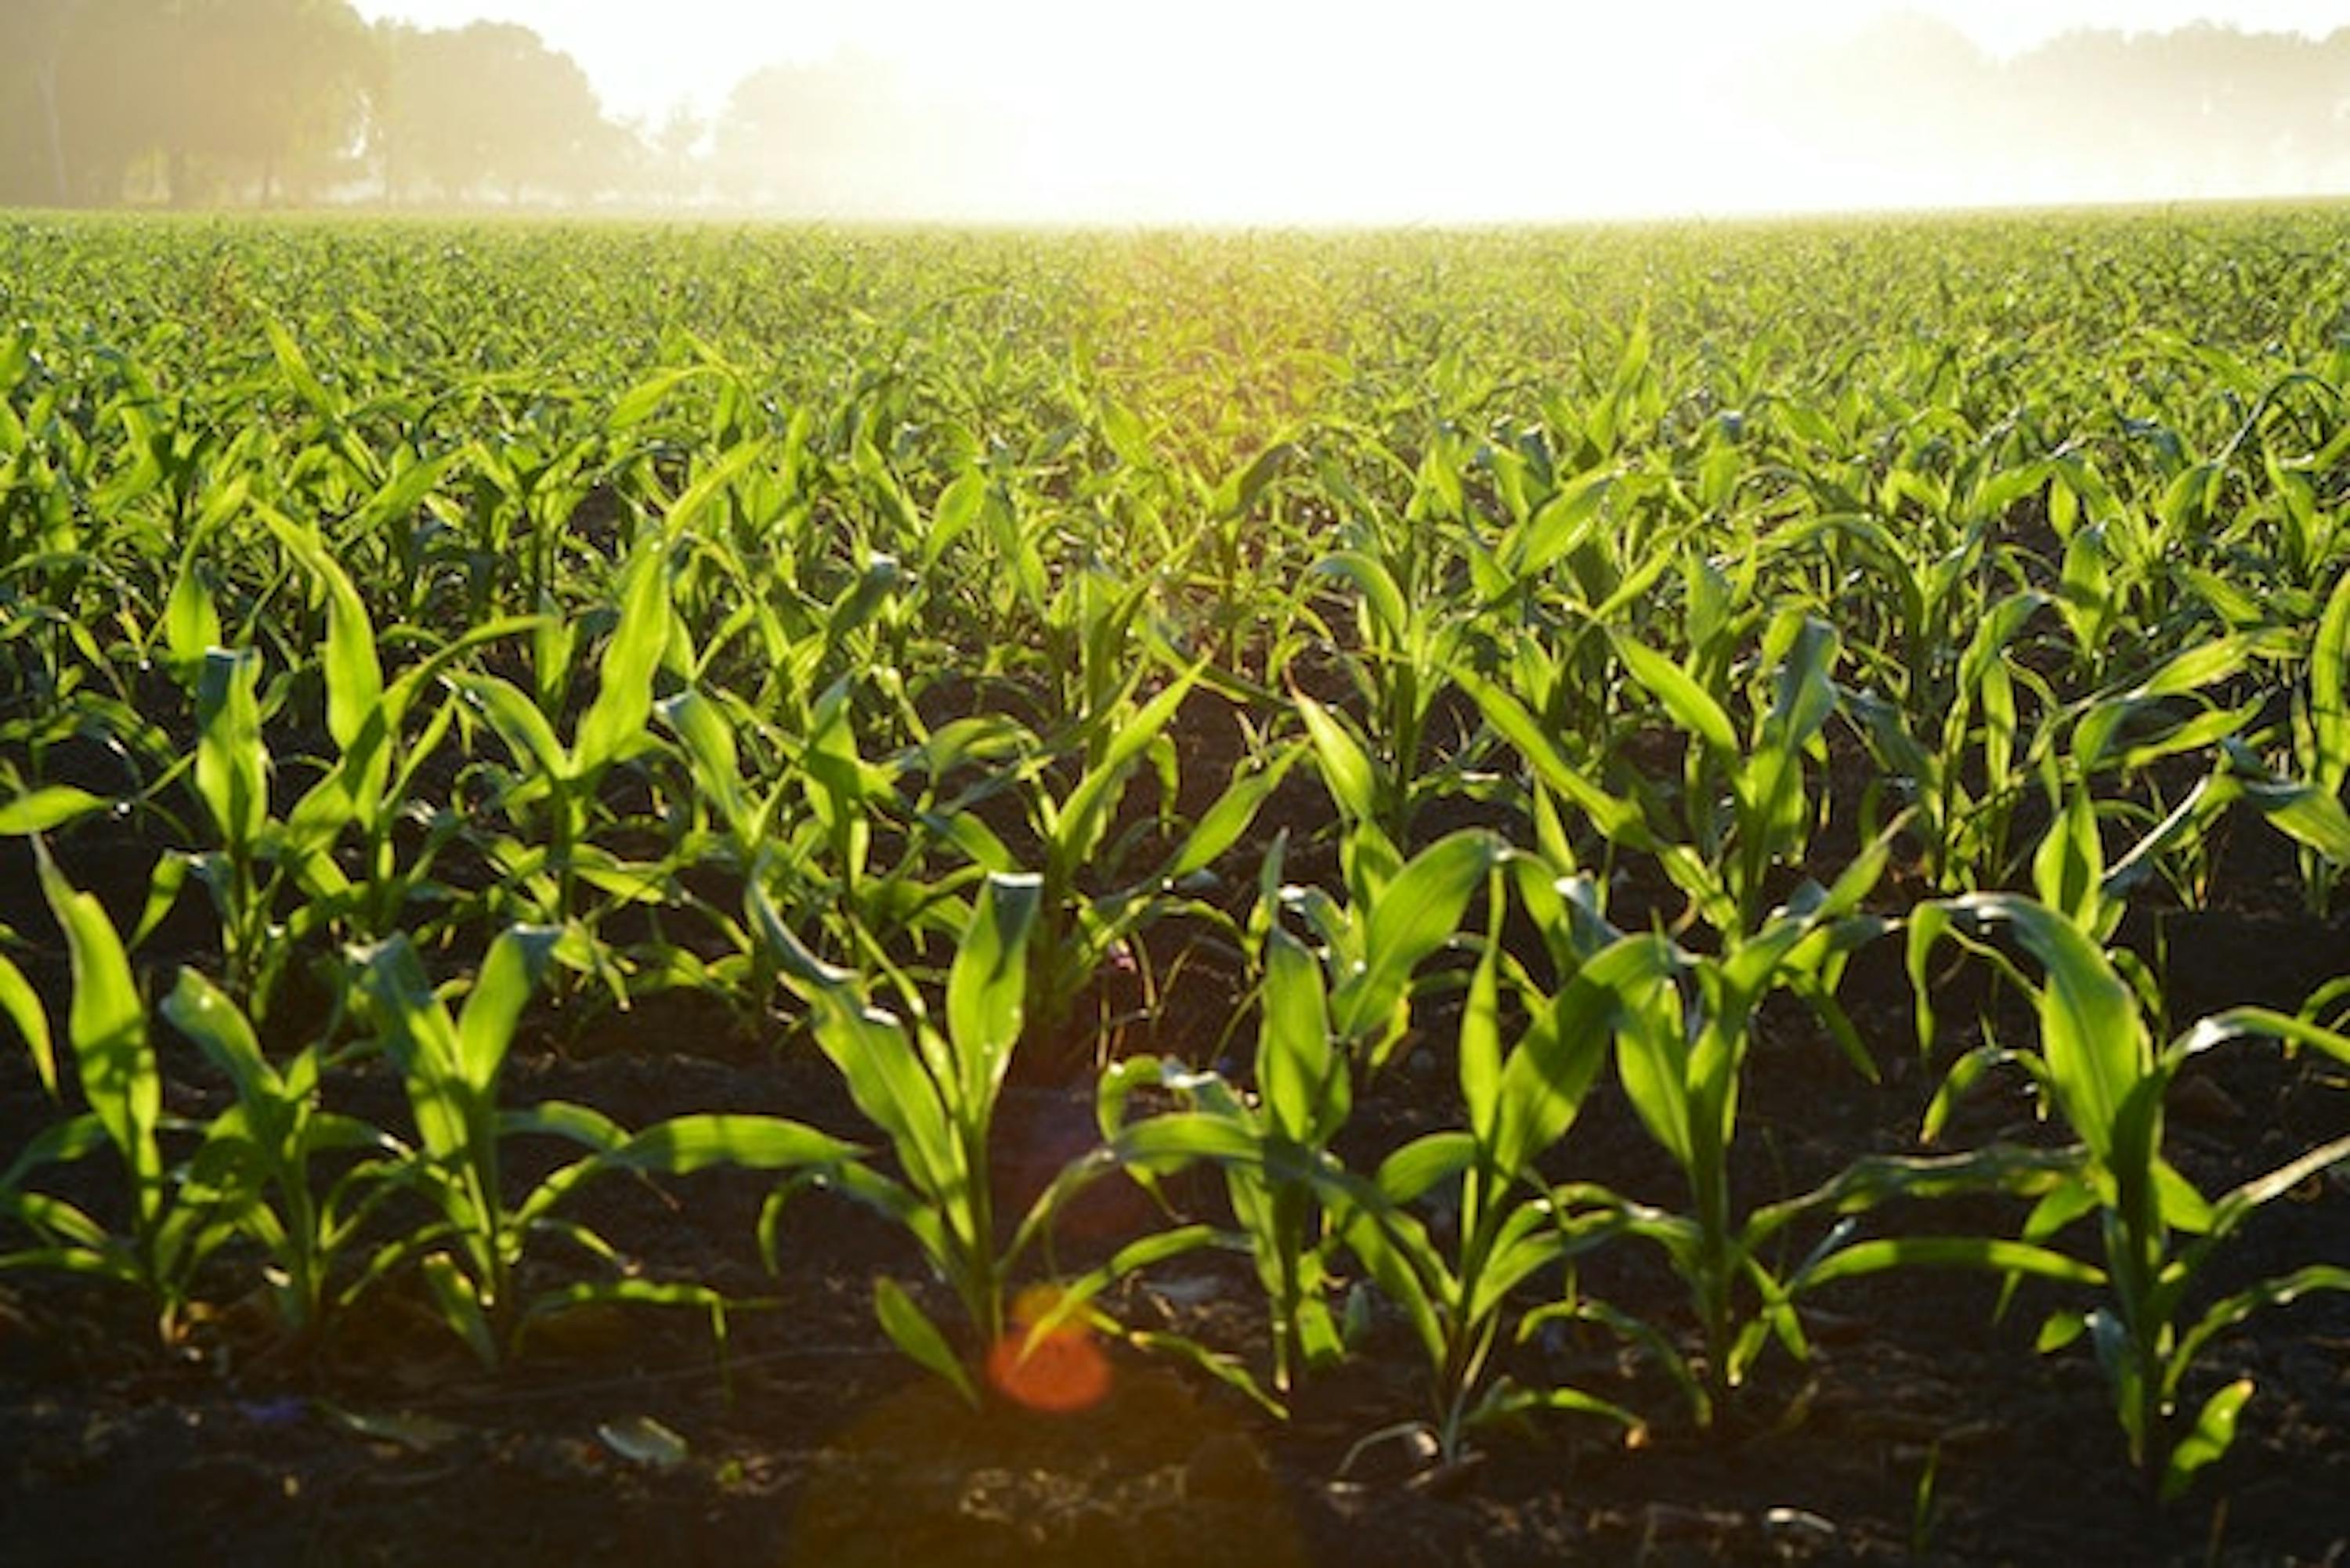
[985,1287,1112,1414]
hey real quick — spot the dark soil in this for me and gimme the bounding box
[4,793,2349,1567]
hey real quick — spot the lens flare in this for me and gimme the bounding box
[985,1285,1112,1414]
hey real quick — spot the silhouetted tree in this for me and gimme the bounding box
[158,0,372,203]
[708,54,1016,217]
[1756,20,2350,208]
[1,0,368,205]
[370,22,624,204]
[714,55,917,213]
[0,0,78,204]
[645,101,709,205]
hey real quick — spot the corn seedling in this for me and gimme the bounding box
[356,925,852,1365]
[1913,894,2350,1500]
[757,871,1087,1403]
[0,844,242,1343]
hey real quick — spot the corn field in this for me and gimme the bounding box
[3,208,2349,1566]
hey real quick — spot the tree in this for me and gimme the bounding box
[159,0,372,204]
[51,0,176,203]
[370,22,624,205]
[645,100,708,206]
[714,53,1015,217]
[2,0,368,206]
[0,0,80,204]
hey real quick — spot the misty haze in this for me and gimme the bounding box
[9,5,2350,1568]
[5,3,2350,218]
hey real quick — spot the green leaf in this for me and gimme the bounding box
[609,364,714,431]
[573,547,674,777]
[1213,443,1294,519]
[657,688,750,834]
[663,437,768,538]
[927,468,988,566]
[2032,792,2105,929]
[164,555,222,679]
[1456,914,1503,1140]
[1126,1330,1287,1418]
[2037,1310,2089,1353]
[194,649,269,852]
[945,872,1042,1104]
[1053,665,1201,856]
[1258,925,1340,1143]
[1476,1380,1644,1436]
[499,1100,630,1153]
[1376,1132,1477,1205]
[160,969,277,1110]
[1953,894,2148,1161]
[1798,1236,2106,1291]
[35,842,157,1205]
[0,950,57,1097]
[0,787,110,836]
[420,1252,498,1367]
[874,1277,976,1406]
[261,509,384,757]
[1768,616,1841,748]
[2311,565,2350,786]
[454,674,573,782]
[2170,1265,2350,1394]
[1613,633,1737,755]
[264,316,347,426]
[1166,746,1297,880]
[1329,829,1496,1046]
[1495,934,1678,1176]
[767,926,954,1204]
[603,1114,860,1175]
[2161,1378,2252,1502]
[1315,551,1411,641]
[455,926,559,1096]
[1453,667,1672,858]
[2243,778,2350,869]
[595,1414,690,1472]
[354,935,471,1166]
[1294,691,1378,827]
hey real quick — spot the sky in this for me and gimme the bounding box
[349,2,2350,219]
[349,1,2350,122]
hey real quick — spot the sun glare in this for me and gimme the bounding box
[985,1287,1113,1414]
[303,1,2350,217]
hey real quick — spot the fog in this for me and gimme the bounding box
[3,2,2348,219]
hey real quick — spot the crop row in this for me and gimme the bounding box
[3,214,2350,1505]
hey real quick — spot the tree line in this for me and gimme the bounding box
[0,1,649,206]
[4,6,2349,212]
[1759,18,2350,207]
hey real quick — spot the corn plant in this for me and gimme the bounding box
[1296,497,1473,846]
[1094,828,1502,1396]
[147,518,533,1011]
[931,668,1294,1073]
[1556,836,1898,1416]
[186,645,291,1011]
[2287,562,2350,914]
[754,871,1079,1404]
[153,969,405,1344]
[257,509,537,946]
[1912,894,2350,1500]
[356,925,854,1366]
[1091,857,1672,1465]
[1332,880,1666,1465]
[0,844,242,1343]
[1844,588,2050,891]
[1607,609,1842,934]
[447,540,673,935]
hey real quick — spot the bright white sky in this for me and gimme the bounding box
[351,2,2350,219]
